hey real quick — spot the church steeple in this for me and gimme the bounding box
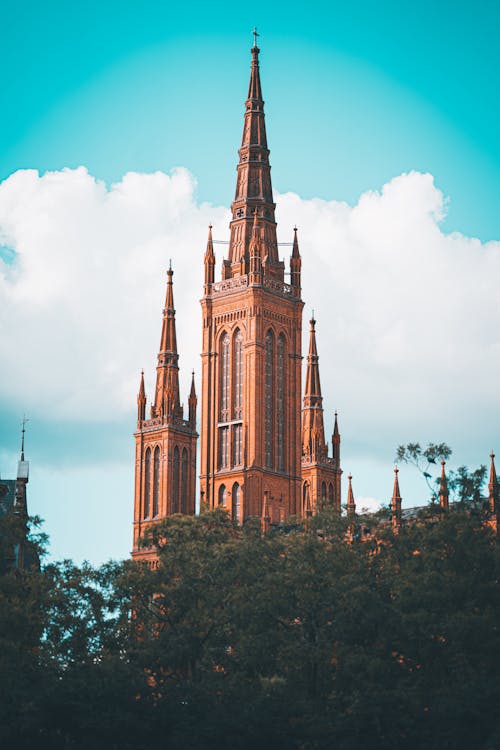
[225,34,280,276]
[302,317,327,463]
[152,265,181,421]
[439,461,449,511]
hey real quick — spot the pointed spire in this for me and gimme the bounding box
[153,265,182,421]
[332,411,341,469]
[188,370,197,427]
[439,461,449,511]
[16,416,29,484]
[391,467,402,529]
[20,415,28,462]
[137,370,146,424]
[204,224,215,288]
[346,474,356,518]
[302,317,327,463]
[488,451,498,516]
[304,317,322,403]
[290,225,302,292]
[226,37,279,274]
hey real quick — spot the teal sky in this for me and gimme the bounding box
[2,0,500,239]
[1,0,499,563]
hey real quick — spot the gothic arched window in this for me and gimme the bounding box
[153,446,160,517]
[232,482,241,523]
[265,329,274,468]
[233,329,243,419]
[277,333,285,471]
[218,484,227,507]
[172,446,180,513]
[220,332,230,421]
[328,483,334,504]
[321,481,327,504]
[181,448,188,514]
[143,447,151,519]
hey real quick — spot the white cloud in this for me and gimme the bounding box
[0,166,498,467]
[357,497,383,515]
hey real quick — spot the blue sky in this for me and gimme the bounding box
[1,1,499,563]
[2,0,500,237]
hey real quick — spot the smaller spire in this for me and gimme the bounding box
[439,461,449,511]
[188,370,197,427]
[347,474,356,517]
[333,411,340,438]
[20,415,28,461]
[17,416,29,484]
[204,224,215,288]
[290,226,302,292]
[391,467,402,530]
[137,370,146,424]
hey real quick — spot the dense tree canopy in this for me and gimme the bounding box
[1,506,499,750]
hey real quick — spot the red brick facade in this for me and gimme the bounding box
[133,42,342,551]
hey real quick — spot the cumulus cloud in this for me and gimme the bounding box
[0,166,498,466]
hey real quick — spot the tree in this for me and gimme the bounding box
[396,442,452,499]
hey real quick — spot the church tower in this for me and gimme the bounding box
[199,39,304,522]
[300,317,342,514]
[132,265,198,563]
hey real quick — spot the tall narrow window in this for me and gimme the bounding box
[143,447,151,518]
[153,446,160,517]
[172,446,180,513]
[181,448,188,514]
[265,329,274,468]
[220,332,230,421]
[277,334,285,471]
[218,484,227,507]
[233,424,242,466]
[232,483,241,523]
[219,427,229,468]
[328,483,334,504]
[233,329,243,419]
[321,481,327,503]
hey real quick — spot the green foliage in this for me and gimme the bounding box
[1,509,499,749]
[396,442,453,498]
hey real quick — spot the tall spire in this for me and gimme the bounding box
[439,461,449,511]
[152,265,181,421]
[391,467,402,529]
[302,317,327,463]
[488,451,498,516]
[137,370,146,424]
[225,35,280,276]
